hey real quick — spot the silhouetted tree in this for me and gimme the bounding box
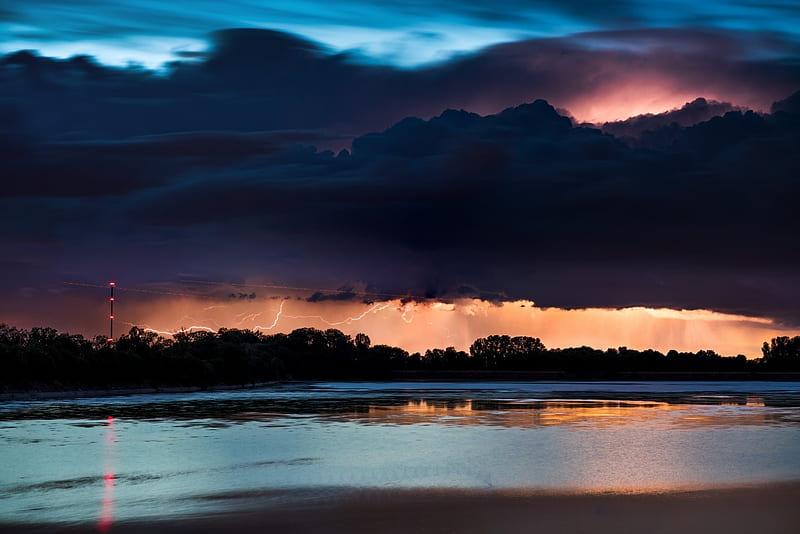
[355,332,371,350]
[0,324,792,391]
[762,336,800,370]
[469,335,546,369]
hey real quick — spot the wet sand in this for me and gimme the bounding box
[4,482,799,534]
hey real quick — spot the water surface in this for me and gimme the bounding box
[1,381,799,526]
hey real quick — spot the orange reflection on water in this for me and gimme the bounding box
[370,399,475,414]
[515,400,676,428]
[98,417,115,533]
[364,400,474,425]
[362,399,677,428]
[348,398,787,430]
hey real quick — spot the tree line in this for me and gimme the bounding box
[1,324,799,391]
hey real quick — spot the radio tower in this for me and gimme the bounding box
[108,282,115,342]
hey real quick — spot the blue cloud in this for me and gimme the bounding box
[2,0,799,67]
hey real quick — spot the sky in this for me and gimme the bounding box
[3,1,800,68]
[1,1,800,356]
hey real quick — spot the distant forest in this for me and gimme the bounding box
[2,324,800,391]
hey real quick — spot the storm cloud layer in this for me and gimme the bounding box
[1,27,800,332]
[3,27,800,141]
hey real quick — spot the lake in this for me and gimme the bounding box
[1,381,799,528]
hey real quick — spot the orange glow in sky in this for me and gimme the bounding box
[92,296,795,358]
[524,72,771,124]
[567,84,706,123]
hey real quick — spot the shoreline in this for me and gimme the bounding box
[3,372,800,402]
[392,370,800,381]
[0,381,281,402]
[3,482,799,533]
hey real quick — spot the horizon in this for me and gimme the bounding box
[5,285,793,358]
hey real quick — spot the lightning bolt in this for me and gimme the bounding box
[75,279,414,339]
[284,302,391,326]
[228,300,392,332]
[175,315,222,329]
[253,299,286,331]
[131,300,398,337]
[233,311,265,326]
[141,327,182,336]
[400,303,416,324]
[176,326,217,333]
[132,324,217,336]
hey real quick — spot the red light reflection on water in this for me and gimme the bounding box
[98,417,115,533]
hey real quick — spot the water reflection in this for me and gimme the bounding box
[98,417,115,533]
[2,383,799,427]
[336,398,792,430]
[1,382,799,525]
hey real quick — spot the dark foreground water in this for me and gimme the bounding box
[1,381,799,527]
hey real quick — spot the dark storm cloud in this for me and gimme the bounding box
[0,129,335,197]
[2,27,799,143]
[229,292,256,300]
[772,91,800,114]
[167,98,798,322]
[2,28,800,327]
[599,98,742,141]
[306,291,359,303]
[8,95,798,324]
